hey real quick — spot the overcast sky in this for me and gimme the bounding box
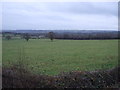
[2,2,118,30]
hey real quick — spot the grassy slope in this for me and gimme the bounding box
[2,39,118,75]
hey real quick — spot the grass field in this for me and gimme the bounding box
[2,39,118,75]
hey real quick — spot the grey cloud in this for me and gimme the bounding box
[2,2,118,30]
[42,2,117,16]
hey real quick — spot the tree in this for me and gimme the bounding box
[48,32,55,41]
[5,35,11,40]
[63,34,69,39]
[23,33,30,42]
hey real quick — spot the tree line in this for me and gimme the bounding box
[3,31,120,41]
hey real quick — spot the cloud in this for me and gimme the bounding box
[43,2,117,16]
[1,0,119,2]
[2,2,118,30]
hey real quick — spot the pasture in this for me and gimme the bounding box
[2,39,118,75]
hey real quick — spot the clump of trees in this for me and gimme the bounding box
[54,32,119,40]
[48,32,55,41]
[5,35,11,40]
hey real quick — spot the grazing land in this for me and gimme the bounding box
[2,39,118,75]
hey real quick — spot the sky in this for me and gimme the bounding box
[2,2,118,30]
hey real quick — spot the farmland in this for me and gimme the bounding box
[2,39,118,75]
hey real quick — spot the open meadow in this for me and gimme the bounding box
[2,39,118,75]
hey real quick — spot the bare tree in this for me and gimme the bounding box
[23,33,30,42]
[48,32,55,41]
[5,35,11,40]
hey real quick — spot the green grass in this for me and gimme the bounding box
[2,39,118,75]
[0,37,2,66]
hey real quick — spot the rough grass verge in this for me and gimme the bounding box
[2,64,120,89]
